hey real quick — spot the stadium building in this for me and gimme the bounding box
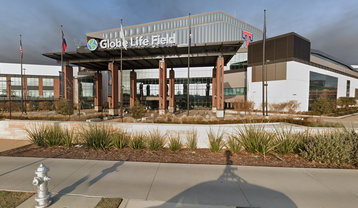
[1,11,357,116]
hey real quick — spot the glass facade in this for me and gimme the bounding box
[11,90,21,97]
[27,78,39,86]
[224,88,246,96]
[11,77,21,86]
[0,77,6,97]
[43,78,54,87]
[122,67,213,109]
[309,71,338,107]
[79,77,94,109]
[28,90,39,98]
[43,90,54,98]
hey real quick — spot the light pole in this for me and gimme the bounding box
[23,68,27,114]
[8,79,11,120]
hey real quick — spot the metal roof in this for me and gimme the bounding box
[43,41,243,71]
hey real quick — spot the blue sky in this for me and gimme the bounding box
[0,0,357,65]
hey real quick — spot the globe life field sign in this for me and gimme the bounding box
[87,34,176,51]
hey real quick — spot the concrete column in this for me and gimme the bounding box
[130,70,137,107]
[159,60,167,115]
[108,63,118,116]
[169,68,175,113]
[64,65,73,105]
[211,68,216,112]
[94,72,102,112]
[216,57,225,119]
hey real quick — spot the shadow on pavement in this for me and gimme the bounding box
[150,151,298,208]
[51,161,124,204]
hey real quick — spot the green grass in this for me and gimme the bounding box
[207,128,225,153]
[236,125,277,157]
[80,124,113,150]
[147,129,166,151]
[0,191,34,208]
[185,129,198,151]
[112,130,129,149]
[226,135,242,154]
[129,132,146,150]
[95,197,122,208]
[168,133,182,152]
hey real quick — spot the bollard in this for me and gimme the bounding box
[32,163,52,208]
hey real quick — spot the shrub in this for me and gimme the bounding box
[80,124,113,150]
[43,126,63,146]
[130,100,146,119]
[300,131,353,166]
[236,125,277,157]
[226,135,242,154]
[147,129,166,151]
[233,100,255,115]
[55,99,74,120]
[61,128,75,147]
[129,132,146,150]
[274,127,298,155]
[311,94,335,115]
[112,130,129,149]
[207,128,225,153]
[26,124,47,146]
[185,129,198,151]
[168,133,182,152]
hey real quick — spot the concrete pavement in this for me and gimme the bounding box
[0,157,357,208]
[0,139,31,152]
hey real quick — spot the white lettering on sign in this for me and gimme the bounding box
[96,34,176,50]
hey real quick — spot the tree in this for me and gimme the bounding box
[311,94,334,115]
[130,100,146,119]
[55,99,74,120]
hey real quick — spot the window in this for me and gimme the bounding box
[0,77,6,97]
[27,78,39,86]
[309,71,338,109]
[28,90,39,98]
[81,82,94,97]
[43,78,54,87]
[224,88,247,96]
[347,80,350,97]
[43,90,54,98]
[11,90,21,97]
[10,77,21,86]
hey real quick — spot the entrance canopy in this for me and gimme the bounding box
[43,41,243,70]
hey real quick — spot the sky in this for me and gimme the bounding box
[0,0,357,66]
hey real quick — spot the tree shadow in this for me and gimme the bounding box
[150,151,298,208]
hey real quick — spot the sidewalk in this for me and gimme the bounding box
[0,156,357,208]
[0,139,31,152]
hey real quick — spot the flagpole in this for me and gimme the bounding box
[262,10,266,116]
[120,19,123,122]
[264,10,268,117]
[20,35,23,114]
[187,13,191,116]
[61,25,64,98]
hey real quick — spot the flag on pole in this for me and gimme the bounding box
[120,21,127,50]
[20,39,23,58]
[62,30,67,53]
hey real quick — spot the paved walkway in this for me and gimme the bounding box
[0,139,31,152]
[0,156,357,208]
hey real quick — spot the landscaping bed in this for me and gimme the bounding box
[1,144,356,169]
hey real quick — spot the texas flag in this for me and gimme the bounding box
[62,30,67,53]
[20,39,23,58]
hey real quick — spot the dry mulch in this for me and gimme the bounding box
[2,144,356,169]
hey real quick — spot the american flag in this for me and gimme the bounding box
[20,39,23,58]
[62,30,67,53]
